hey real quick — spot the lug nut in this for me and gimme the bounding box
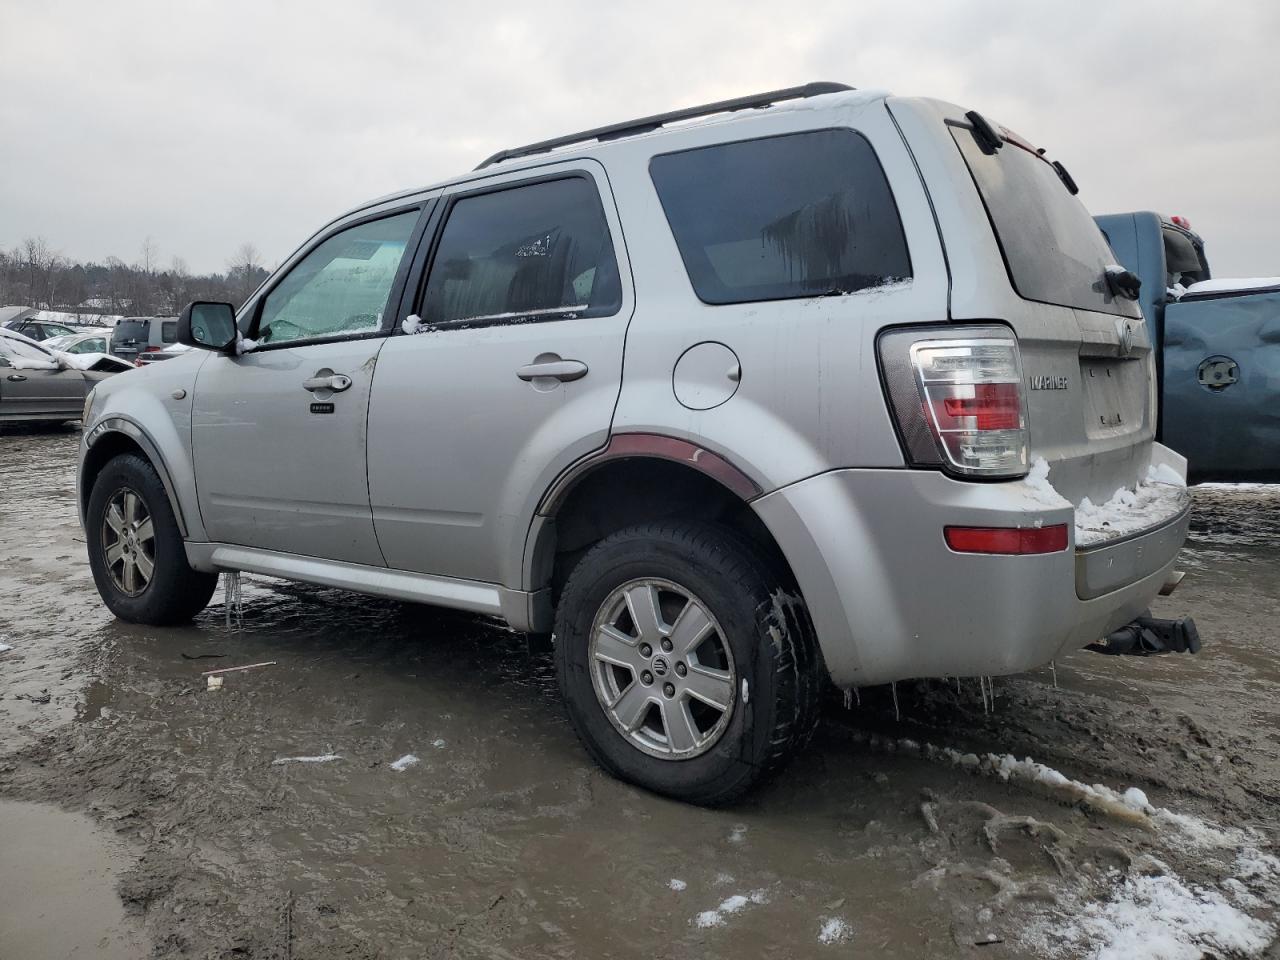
[663,683,675,698]
[639,643,652,658]
[675,662,687,677]
[660,639,673,652]
[641,671,653,685]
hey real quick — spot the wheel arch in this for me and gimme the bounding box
[81,419,191,539]
[524,434,813,641]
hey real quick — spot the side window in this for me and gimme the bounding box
[420,177,621,327]
[649,129,911,305]
[258,210,419,345]
[160,321,177,344]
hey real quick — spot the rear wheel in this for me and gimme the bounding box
[554,521,821,804]
[87,454,217,624]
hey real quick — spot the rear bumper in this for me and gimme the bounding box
[752,457,1188,687]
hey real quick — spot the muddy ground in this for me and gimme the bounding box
[1,424,1278,959]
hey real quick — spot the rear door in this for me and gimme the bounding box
[1163,286,1280,482]
[366,163,632,585]
[191,205,427,564]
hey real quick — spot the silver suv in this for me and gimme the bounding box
[78,83,1194,803]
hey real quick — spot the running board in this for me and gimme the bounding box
[183,542,542,631]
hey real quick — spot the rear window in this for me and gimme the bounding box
[649,130,911,305]
[951,124,1139,318]
[112,321,148,342]
[161,320,177,344]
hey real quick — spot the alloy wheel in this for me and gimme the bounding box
[101,487,155,597]
[589,578,737,759]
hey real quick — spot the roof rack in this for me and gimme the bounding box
[474,81,854,170]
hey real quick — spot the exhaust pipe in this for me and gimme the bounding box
[1087,612,1201,657]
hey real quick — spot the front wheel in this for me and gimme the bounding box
[554,521,821,805]
[86,454,218,624]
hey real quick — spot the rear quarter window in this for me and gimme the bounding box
[649,129,911,305]
[161,320,177,344]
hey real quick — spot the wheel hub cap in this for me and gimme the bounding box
[588,578,736,760]
[101,487,156,597]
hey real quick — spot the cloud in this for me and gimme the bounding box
[1,0,1276,274]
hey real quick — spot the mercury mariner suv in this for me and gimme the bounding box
[78,83,1198,803]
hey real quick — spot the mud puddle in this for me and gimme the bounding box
[2,427,1278,958]
[0,797,146,958]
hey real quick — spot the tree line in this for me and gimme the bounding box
[0,236,271,319]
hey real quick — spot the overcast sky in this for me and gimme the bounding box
[2,1,1277,277]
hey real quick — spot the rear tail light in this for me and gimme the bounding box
[143,346,161,352]
[878,327,1029,478]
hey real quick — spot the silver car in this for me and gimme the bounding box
[77,83,1195,802]
[0,329,123,422]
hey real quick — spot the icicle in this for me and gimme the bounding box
[1050,660,1058,689]
[842,688,853,710]
[891,681,900,722]
[988,676,995,713]
[979,676,989,715]
[955,676,961,696]
[854,687,861,706]
[224,571,243,630]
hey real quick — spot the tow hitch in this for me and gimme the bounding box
[1087,612,1202,656]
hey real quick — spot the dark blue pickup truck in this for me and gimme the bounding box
[1096,212,1279,483]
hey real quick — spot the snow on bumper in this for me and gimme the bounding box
[1074,463,1191,548]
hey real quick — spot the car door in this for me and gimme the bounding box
[1162,287,1280,482]
[190,204,428,564]
[0,341,87,418]
[367,163,633,585]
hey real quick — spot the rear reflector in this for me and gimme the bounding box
[944,524,1069,555]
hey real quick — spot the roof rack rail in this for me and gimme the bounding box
[475,81,854,170]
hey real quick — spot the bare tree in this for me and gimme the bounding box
[226,242,266,304]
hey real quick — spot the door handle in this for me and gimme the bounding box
[7,374,27,382]
[302,374,352,392]
[516,359,588,383]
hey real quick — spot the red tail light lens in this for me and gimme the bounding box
[945,524,1068,555]
[940,382,1022,431]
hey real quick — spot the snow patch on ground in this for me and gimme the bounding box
[693,890,769,928]
[0,642,12,653]
[431,738,446,749]
[271,753,341,765]
[389,754,419,771]
[728,823,747,843]
[818,917,853,944]
[1042,873,1275,960]
[668,878,686,892]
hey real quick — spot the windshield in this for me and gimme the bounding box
[951,124,1140,318]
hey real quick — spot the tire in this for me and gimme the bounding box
[86,454,218,625]
[554,521,821,805]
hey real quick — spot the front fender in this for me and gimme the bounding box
[79,356,206,540]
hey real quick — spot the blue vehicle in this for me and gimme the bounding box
[1096,212,1279,483]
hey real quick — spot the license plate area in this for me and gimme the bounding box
[1081,358,1145,439]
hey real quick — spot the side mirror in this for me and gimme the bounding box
[178,301,239,352]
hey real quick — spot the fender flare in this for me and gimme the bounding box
[83,416,190,538]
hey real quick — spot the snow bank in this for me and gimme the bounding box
[1183,277,1280,297]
